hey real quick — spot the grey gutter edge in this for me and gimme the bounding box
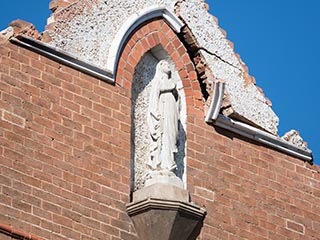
[205,81,313,163]
[205,80,225,122]
[214,115,313,163]
[10,35,114,84]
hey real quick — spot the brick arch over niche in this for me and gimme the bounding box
[115,19,203,116]
[116,19,204,191]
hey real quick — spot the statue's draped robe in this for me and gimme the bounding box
[158,80,178,170]
[147,60,179,172]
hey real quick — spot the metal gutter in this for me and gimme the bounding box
[205,80,313,163]
[10,35,114,84]
[205,80,225,122]
[214,114,313,163]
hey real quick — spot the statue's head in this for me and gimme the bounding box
[158,60,171,75]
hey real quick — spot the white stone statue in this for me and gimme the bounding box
[147,60,179,174]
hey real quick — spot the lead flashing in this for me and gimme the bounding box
[10,35,114,84]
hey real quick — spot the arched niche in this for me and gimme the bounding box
[130,45,186,192]
[106,6,184,77]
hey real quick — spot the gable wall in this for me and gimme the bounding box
[0,18,320,240]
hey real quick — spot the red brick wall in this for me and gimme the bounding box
[0,40,134,239]
[1,18,320,240]
[187,124,320,239]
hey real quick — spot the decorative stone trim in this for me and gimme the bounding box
[0,26,14,45]
[282,130,308,151]
[126,198,206,217]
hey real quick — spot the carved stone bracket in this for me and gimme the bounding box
[127,193,206,240]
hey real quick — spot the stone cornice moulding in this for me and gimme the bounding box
[206,81,313,163]
[126,198,206,218]
[106,5,185,77]
[10,35,114,84]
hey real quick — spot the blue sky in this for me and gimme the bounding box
[0,0,319,164]
[210,0,319,164]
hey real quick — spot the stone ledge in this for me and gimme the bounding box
[126,198,206,240]
[127,198,206,218]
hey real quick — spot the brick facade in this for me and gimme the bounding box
[0,37,134,239]
[0,17,319,240]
